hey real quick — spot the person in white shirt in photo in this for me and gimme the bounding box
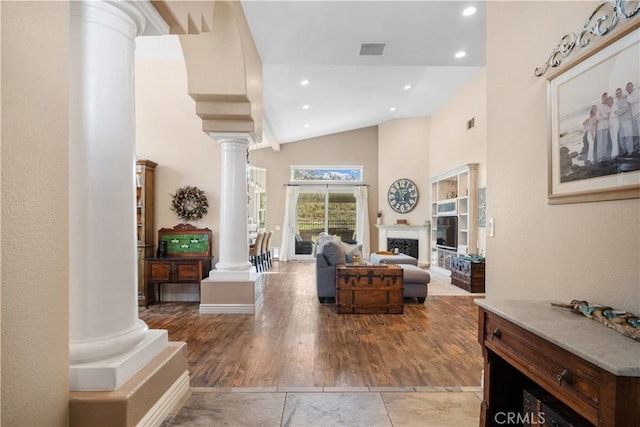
[626,82,640,151]
[583,105,598,163]
[615,87,634,155]
[607,95,620,158]
[595,92,611,161]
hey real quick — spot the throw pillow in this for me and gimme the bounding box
[340,241,362,263]
[321,241,346,265]
[316,233,337,254]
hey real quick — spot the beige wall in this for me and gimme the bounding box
[250,127,379,251]
[1,2,70,424]
[486,1,640,313]
[135,60,221,254]
[430,69,487,183]
[430,69,488,254]
[378,117,431,227]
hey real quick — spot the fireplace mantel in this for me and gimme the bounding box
[376,225,430,267]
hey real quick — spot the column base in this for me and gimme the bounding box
[199,270,264,314]
[70,341,189,427]
[70,329,168,391]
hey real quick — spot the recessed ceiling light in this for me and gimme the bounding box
[304,124,310,128]
[403,84,412,90]
[455,51,467,59]
[302,104,310,110]
[389,107,396,112]
[300,79,310,86]
[462,6,477,16]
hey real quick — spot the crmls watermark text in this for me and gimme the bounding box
[494,412,546,425]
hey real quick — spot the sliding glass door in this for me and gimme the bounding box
[295,192,325,258]
[293,186,356,259]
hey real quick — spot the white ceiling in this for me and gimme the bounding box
[136,1,486,145]
[240,0,486,144]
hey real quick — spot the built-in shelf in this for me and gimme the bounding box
[136,159,157,306]
[430,163,478,273]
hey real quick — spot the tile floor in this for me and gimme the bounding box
[163,386,483,427]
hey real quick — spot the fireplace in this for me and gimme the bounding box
[387,238,418,259]
[376,225,429,266]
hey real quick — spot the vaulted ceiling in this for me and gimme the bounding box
[240,1,486,144]
[138,1,486,146]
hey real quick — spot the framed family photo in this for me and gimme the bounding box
[548,26,640,204]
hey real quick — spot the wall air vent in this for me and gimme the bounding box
[359,42,386,56]
[466,117,475,130]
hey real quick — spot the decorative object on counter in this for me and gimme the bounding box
[376,210,382,225]
[551,299,640,342]
[157,240,167,258]
[396,219,408,225]
[170,185,209,222]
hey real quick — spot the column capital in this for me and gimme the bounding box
[107,1,169,36]
[210,132,255,145]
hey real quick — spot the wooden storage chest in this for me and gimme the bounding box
[336,265,404,314]
[451,256,485,293]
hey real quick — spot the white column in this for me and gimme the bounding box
[212,133,253,272]
[199,133,263,314]
[69,0,168,391]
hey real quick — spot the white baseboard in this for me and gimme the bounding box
[199,294,264,314]
[137,370,190,427]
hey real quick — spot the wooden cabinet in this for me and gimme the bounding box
[144,257,213,307]
[144,225,214,307]
[477,300,640,427]
[430,163,479,273]
[336,264,404,314]
[136,160,157,306]
[450,256,485,293]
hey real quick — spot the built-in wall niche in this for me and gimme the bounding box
[248,166,267,231]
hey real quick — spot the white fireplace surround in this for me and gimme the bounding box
[376,225,429,266]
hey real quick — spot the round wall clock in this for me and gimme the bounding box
[387,178,418,213]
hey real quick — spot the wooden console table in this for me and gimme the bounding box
[336,264,404,314]
[476,299,640,426]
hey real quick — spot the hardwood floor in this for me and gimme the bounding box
[139,261,484,388]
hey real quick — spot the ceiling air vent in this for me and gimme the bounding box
[359,42,386,56]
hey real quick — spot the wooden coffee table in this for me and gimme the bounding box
[335,264,404,314]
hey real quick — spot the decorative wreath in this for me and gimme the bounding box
[170,186,209,222]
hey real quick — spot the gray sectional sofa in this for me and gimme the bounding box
[315,234,430,304]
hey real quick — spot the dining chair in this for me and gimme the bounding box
[263,231,273,270]
[249,231,265,272]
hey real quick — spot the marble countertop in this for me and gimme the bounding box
[475,299,640,377]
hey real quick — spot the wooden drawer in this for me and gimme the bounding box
[481,311,600,425]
